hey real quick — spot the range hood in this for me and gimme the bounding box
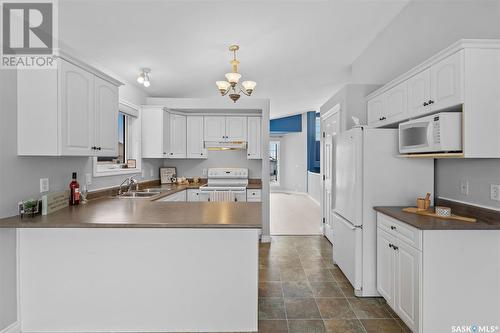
[204,141,247,150]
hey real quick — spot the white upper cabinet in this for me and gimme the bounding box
[407,69,431,117]
[141,107,166,158]
[168,114,187,158]
[367,96,385,125]
[226,116,247,141]
[204,116,226,141]
[247,116,261,159]
[385,82,407,120]
[59,60,95,156]
[94,76,119,157]
[186,116,206,159]
[430,50,464,111]
[17,57,121,156]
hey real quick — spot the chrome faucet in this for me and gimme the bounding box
[118,176,139,195]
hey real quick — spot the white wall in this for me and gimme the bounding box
[351,0,500,210]
[307,171,321,205]
[271,114,308,193]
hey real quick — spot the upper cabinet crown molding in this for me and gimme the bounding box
[366,39,500,100]
[54,49,124,87]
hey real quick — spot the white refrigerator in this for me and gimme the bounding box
[332,127,433,297]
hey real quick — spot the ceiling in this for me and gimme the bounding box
[58,0,410,118]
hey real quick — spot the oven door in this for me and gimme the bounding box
[399,120,433,153]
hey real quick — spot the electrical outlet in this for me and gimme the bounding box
[459,179,469,196]
[40,178,49,193]
[491,184,500,201]
[85,173,92,186]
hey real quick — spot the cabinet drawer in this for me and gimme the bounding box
[247,189,261,202]
[377,213,422,251]
[157,190,187,202]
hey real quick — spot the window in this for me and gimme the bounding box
[93,101,142,177]
[315,114,321,141]
[269,141,280,184]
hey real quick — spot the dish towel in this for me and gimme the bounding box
[209,191,236,202]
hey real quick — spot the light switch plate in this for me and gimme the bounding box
[460,179,469,196]
[491,184,500,201]
[40,178,49,193]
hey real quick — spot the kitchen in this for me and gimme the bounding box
[1,1,500,333]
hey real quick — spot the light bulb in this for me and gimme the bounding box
[137,73,145,84]
[143,80,150,87]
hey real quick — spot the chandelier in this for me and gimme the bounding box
[216,45,257,103]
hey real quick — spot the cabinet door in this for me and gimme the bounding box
[395,241,421,333]
[407,69,431,117]
[247,116,261,159]
[367,97,384,125]
[169,114,187,158]
[226,116,247,141]
[59,60,95,156]
[94,76,118,157]
[186,116,207,159]
[187,189,200,202]
[385,82,407,120]
[430,50,464,111]
[204,116,226,141]
[162,110,170,157]
[377,228,397,308]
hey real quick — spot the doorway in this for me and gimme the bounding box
[269,141,280,185]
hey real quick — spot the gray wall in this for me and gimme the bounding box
[160,150,262,179]
[270,114,308,193]
[351,0,500,209]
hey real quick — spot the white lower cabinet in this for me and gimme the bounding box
[246,189,261,202]
[377,214,421,333]
[156,190,187,202]
[187,189,200,202]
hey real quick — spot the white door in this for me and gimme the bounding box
[430,50,464,111]
[226,116,247,141]
[186,116,206,159]
[407,68,431,117]
[334,128,363,226]
[321,110,339,243]
[377,228,397,308]
[395,241,421,333]
[385,82,407,120]
[94,76,118,157]
[204,116,226,141]
[332,213,363,290]
[59,60,95,156]
[247,116,261,159]
[367,96,385,125]
[169,114,186,158]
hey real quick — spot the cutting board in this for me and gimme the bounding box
[402,207,477,223]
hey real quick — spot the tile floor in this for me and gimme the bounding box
[270,193,322,235]
[258,236,411,333]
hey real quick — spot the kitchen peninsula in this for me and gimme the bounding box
[0,192,261,333]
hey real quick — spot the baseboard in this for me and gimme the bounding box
[307,194,320,206]
[0,322,21,333]
[261,235,272,243]
[271,190,308,195]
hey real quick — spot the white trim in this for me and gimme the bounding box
[307,194,320,206]
[366,39,500,100]
[437,196,500,212]
[0,322,21,333]
[260,235,272,243]
[119,99,140,118]
[54,49,123,87]
[270,190,309,195]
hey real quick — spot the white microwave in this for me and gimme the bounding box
[399,112,462,154]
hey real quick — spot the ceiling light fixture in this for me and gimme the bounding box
[137,68,151,87]
[216,45,256,103]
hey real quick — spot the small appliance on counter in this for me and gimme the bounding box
[399,112,462,154]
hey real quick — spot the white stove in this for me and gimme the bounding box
[199,168,248,202]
